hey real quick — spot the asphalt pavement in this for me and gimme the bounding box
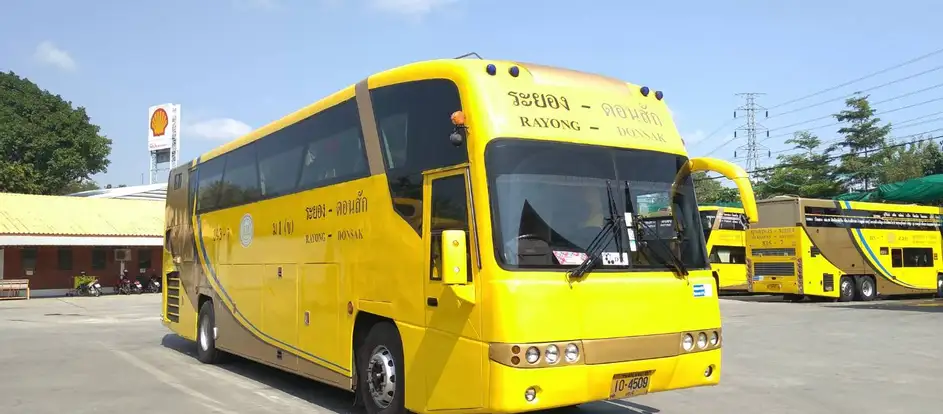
[0,293,940,414]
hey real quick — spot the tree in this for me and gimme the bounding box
[693,172,740,204]
[755,131,842,199]
[876,139,943,183]
[59,179,100,194]
[0,71,111,194]
[828,94,891,191]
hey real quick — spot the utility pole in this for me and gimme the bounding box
[732,93,770,177]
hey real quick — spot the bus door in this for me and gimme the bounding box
[421,165,484,410]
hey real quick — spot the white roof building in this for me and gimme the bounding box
[69,183,167,201]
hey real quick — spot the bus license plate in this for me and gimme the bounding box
[767,283,781,290]
[609,370,654,399]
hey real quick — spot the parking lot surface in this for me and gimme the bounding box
[1,294,940,414]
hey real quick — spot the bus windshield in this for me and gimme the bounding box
[485,138,708,271]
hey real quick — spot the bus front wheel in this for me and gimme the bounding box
[356,322,406,414]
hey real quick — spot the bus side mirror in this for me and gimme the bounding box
[687,157,759,224]
[440,230,468,285]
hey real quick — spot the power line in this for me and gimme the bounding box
[768,65,943,119]
[767,47,943,110]
[732,93,769,174]
[761,94,943,142]
[694,119,738,156]
[696,130,943,182]
[770,124,943,156]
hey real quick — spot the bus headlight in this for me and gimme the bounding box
[696,332,708,349]
[709,331,719,346]
[545,344,559,364]
[525,347,540,364]
[681,333,695,351]
[564,343,580,362]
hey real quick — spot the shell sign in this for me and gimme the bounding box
[147,103,180,151]
[150,108,169,137]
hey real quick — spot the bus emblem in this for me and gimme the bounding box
[239,213,254,248]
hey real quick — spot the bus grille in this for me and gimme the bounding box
[165,275,181,323]
[753,262,795,276]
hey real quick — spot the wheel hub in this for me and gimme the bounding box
[862,280,874,297]
[199,315,210,351]
[366,345,396,408]
[841,280,852,297]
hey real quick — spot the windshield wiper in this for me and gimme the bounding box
[634,218,689,277]
[623,180,688,278]
[567,180,625,280]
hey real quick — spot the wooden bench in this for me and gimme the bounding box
[0,279,30,300]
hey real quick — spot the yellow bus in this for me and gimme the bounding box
[700,206,748,292]
[161,58,759,413]
[746,196,943,302]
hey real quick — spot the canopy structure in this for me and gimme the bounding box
[834,174,943,204]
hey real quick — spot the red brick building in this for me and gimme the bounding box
[0,191,165,296]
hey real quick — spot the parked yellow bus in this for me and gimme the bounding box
[700,206,748,291]
[746,196,943,302]
[161,58,758,413]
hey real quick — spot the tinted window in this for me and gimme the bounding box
[258,125,306,198]
[297,101,369,189]
[197,157,225,212]
[197,98,368,212]
[20,247,37,271]
[429,174,470,281]
[92,248,107,270]
[57,248,73,271]
[219,143,261,208]
[370,79,465,234]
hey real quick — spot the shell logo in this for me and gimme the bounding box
[150,108,169,137]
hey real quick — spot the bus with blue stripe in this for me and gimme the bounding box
[745,196,943,302]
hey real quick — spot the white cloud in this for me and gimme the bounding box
[370,0,457,18]
[34,41,76,71]
[187,118,253,141]
[682,129,707,145]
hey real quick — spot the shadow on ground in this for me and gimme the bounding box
[160,334,662,414]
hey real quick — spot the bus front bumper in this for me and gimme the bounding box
[488,348,721,413]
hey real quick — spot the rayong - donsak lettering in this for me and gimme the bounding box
[602,103,663,127]
[507,91,571,111]
[617,127,666,142]
[519,116,581,131]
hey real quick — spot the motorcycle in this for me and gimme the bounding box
[131,278,143,294]
[144,274,161,294]
[73,278,102,297]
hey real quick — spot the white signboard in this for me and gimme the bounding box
[148,103,180,151]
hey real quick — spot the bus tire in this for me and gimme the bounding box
[936,274,943,298]
[196,301,222,364]
[855,276,876,302]
[356,322,406,414]
[838,276,855,302]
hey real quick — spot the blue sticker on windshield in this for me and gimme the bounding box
[693,283,713,298]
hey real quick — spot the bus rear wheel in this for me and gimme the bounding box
[197,301,223,364]
[838,276,855,302]
[855,276,876,302]
[356,322,406,414]
[936,274,943,298]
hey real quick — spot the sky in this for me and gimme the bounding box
[2,0,943,187]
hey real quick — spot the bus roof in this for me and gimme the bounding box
[192,58,679,164]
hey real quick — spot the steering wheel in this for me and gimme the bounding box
[503,233,547,261]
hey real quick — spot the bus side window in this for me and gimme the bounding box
[370,79,466,235]
[891,248,903,268]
